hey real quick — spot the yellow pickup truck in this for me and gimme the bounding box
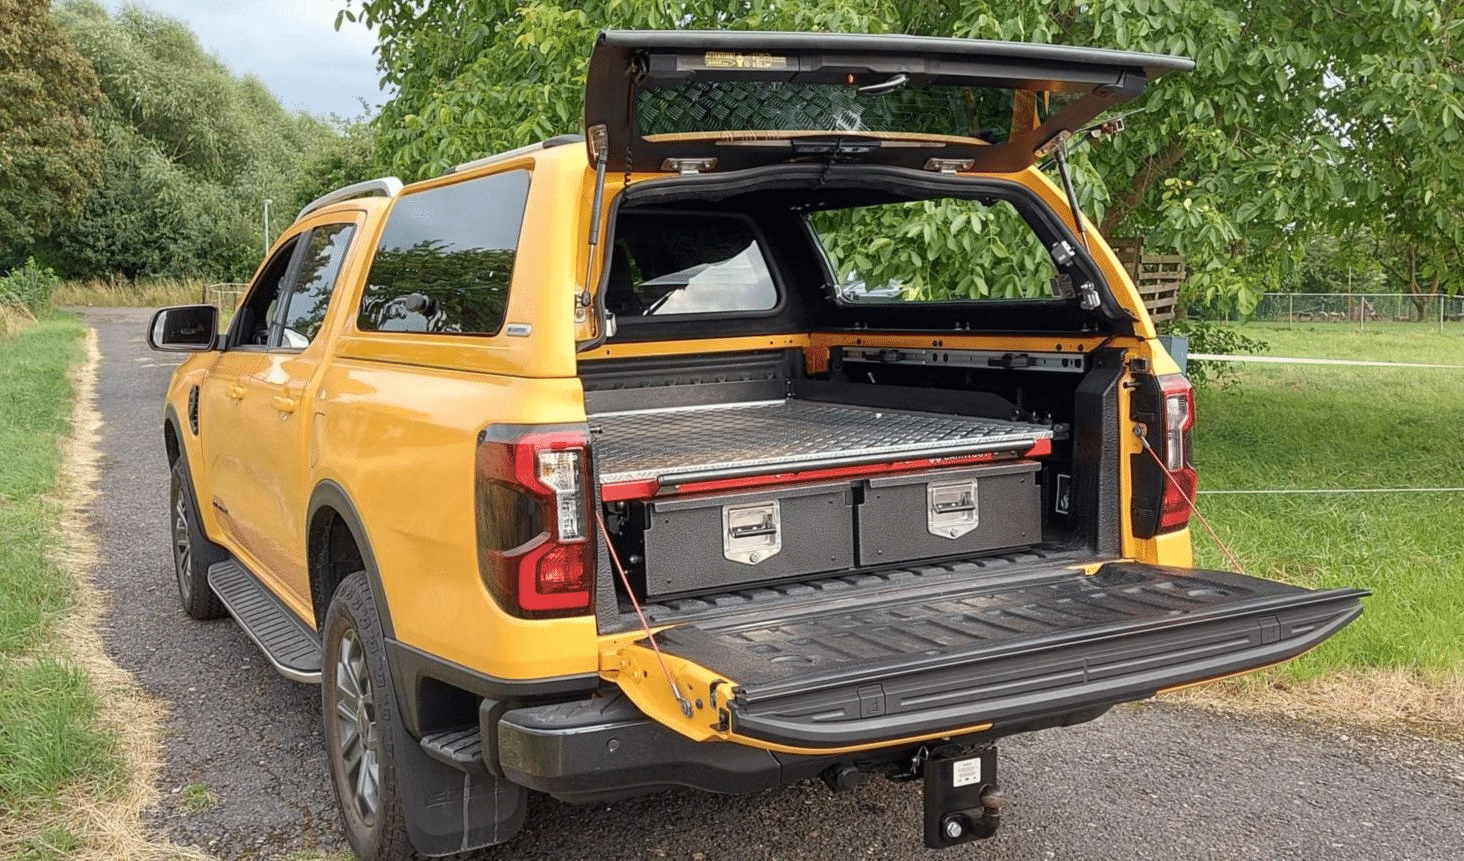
[149,30,1364,860]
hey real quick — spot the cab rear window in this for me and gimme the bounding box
[358,170,530,336]
[605,212,778,317]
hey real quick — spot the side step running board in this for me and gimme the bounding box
[207,559,322,684]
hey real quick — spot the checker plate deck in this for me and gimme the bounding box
[591,399,1052,485]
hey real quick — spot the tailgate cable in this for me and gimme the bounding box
[596,511,696,717]
[1136,432,1248,576]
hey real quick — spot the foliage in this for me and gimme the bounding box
[1279,233,1387,296]
[0,317,126,852]
[287,117,382,219]
[342,0,1464,312]
[0,259,62,315]
[0,0,102,267]
[34,1,343,281]
[40,119,256,279]
[1165,318,1267,389]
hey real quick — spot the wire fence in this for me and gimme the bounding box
[1244,292,1464,331]
[204,282,246,316]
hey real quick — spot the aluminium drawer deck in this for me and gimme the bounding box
[591,399,1052,486]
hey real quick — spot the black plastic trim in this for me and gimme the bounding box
[387,638,600,732]
[306,480,393,638]
[496,691,787,802]
[1073,347,1126,554]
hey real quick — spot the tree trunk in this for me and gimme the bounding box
[1100,140,1187,236]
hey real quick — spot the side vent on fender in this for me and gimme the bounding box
[187,386,200,435]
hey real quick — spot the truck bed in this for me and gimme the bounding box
[591,399,1053,489]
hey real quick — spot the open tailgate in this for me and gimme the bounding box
[607,562,1365,751]
[585,30,1194,174]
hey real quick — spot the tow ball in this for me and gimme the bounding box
[922,745,1004,849]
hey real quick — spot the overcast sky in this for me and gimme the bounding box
[102,0,388,118]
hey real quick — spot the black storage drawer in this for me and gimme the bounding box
[639,483,854,599]
[855,461,1041,566]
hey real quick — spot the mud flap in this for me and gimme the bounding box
[389,694,527,855]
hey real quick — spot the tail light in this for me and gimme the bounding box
[1130,373,1197,538]
[475,428,596,618]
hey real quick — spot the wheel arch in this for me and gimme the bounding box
[163,405,184,466]
[307,480,395,639]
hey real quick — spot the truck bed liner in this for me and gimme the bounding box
[591,399,1052,486]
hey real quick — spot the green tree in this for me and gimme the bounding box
[41,1,340,280]
[287,116,382,218]
[342,0,1464,312]
[0,0,102,268]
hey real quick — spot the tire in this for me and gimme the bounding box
[170,458,227,620]
[322,572,417,861]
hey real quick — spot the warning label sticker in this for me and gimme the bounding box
[703,52,788,70]
[952,757,983,788]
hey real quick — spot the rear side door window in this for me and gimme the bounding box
[357,170,530,336]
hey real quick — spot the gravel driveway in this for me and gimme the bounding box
[83,307,1464,860]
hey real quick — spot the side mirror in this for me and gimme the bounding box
[148,305,218,352]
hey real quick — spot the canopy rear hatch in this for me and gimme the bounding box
[605,562,1364,752]
[585,30,1194,174]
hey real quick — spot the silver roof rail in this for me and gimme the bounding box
[296,176,404,220]
[446,134,584,175]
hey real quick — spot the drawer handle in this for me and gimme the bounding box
[729,522,778,538]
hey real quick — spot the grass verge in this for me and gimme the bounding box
[0,318,205,859]
[1181,322,1464,732]
[51,278,223,309]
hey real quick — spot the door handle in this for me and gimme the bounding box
[272,396,297,414]
[227,385,246,400]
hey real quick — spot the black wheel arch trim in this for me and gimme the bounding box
[308,480,394,640]
[387,638,601,738]
[162,409,219,548]
[163,404,184,461]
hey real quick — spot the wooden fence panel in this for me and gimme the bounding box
[1112,238,1183,322]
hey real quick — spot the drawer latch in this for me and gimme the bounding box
[928,480,979,539]
[723,500,782,565]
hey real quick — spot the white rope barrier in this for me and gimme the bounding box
[1189,353,1464,370]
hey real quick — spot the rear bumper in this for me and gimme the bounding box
[493,690,1102,803]
[493,693,788,802]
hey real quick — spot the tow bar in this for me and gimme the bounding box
[921,745,1004,849]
